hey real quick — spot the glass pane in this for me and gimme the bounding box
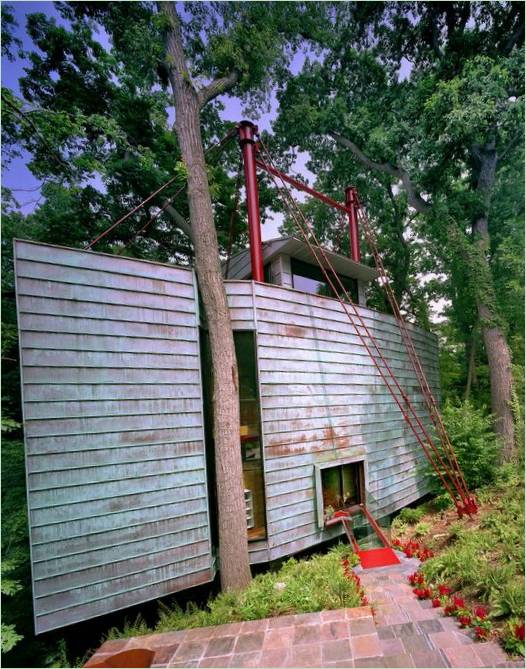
[291,258,358,302]
[234,331,266,541]
[352,510,385,550]
[322,467,343,511]
[341,464,359,506]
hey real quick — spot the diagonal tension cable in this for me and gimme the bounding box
[356,204,472,505]
[256,136,473,513]
[85,126,238,251]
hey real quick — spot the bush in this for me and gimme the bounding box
[431,492,453,511]
[414,521,431,538]
[107,544,362,639]
[397,507,426,525]
[420,466,524,636]
[425,400,499,493]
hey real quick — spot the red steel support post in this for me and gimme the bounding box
[345,186,361,263]
[238,121,264,282]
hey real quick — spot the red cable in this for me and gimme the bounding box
[356,205,472,503]
[257,138,469,508]
[85,176,179,250]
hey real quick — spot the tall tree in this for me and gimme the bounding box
[275,1,524,460]
[156,1,252,590]
[154,0,324,590]
[2,0,323,592]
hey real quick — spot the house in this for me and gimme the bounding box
[14,232,439,634]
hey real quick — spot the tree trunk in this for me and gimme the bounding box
[464,330,477,401]
[159,2,251,591]
[472,141,515,461]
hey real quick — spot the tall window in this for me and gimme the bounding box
[234,331,266,541]
[291,258,358,303]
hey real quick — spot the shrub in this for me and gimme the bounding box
[414,521,431,538]
[425,400,499,493]
[397,507,426,525]
[107,544,362,639]
[432,492,454,511]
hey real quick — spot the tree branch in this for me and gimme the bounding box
[499,129,523,161]
[163,199,193,240]
[2,92,72,172]
[198,70,238,107]
[329,130,431,213]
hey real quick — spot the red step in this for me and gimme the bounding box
[357,546,400,569]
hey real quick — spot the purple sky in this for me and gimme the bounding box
[1,1,317,239]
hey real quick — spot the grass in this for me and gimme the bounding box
[106,543,361,640]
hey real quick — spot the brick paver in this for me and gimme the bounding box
[84,553,520,668]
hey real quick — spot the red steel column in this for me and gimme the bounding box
[345,186,361,263]
[238,120,264,282]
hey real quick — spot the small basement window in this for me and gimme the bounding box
[315,460,365,528]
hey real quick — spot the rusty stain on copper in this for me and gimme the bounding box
[285,325,305,337]
[323,426,336,442]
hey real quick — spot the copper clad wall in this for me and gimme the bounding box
[14,241,213,634]
[225,280,440,562]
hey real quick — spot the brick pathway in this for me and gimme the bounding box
[355,553,522,669]
[85,554,524,668]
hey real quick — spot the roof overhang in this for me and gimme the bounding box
[225,236,379,283]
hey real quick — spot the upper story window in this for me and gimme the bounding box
[291,258,358,303]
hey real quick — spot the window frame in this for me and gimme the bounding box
[314,457,368,529]
[290,257,358,302]
[233,329,268,541]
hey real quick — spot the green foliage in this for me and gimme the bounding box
[413,522,431,538]
[1,560,23,597]
[1,624,23,655]
[431,493,454,512]
[397,507,426,525]
[424,400,499,493]
[107,545,361,639]
[105,616,151,643]
[44,638,89,669]
[489,580,525,619]
[1,417,29,657]
[421,466,524,626]
[502,619,526,657]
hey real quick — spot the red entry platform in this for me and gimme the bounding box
[326,505,401,569]
[357,546,400,569]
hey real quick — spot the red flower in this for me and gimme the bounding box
[473,606,488,620]
[452,596,465,609]
[515,622,525,642]
[474,626,489,640]
[392,538,402,547]
[458,615,472,627]
[444,605,457,616]
[418,548,434,561]
[432,598,441,608]
[413,587,431,600]
[438,585,452,596]
[361,596,369,606]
